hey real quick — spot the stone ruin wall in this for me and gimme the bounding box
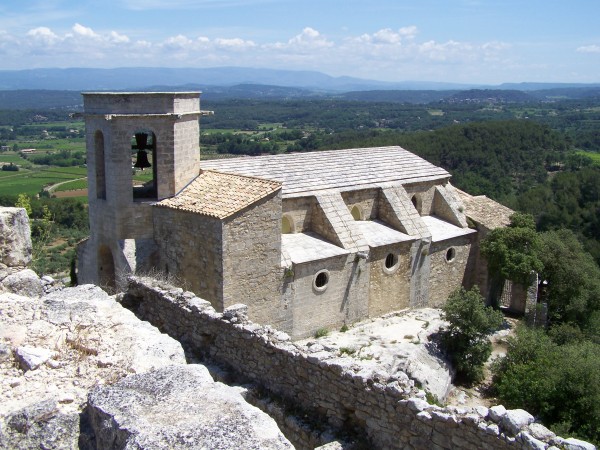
[124,276,592,450]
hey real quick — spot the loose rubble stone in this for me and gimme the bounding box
[15,346,55,371]
[223,303,249,323]
[562,438,598,450]
[2,269,43,297]
[518,431,547,450]
[489,404,508,422]
[527,423,556,441]
[502,409,535,435]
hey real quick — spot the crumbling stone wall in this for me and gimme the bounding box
[125,277,592,450]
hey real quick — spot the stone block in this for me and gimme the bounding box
[488,404,507,422]
[501,409,534,435]
[562,438,597,450]
[0,207,32,267]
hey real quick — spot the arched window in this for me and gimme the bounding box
[446,247,456,263]
[94,130,106,200]
[132,131,157,200]
[282,215,294,234]
[350,205,362,221]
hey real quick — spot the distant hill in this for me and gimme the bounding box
[529,87,600,100]
[497,82,600,91]
[445,89,537,103]
[0,90,83,110]
[0,67,478,92]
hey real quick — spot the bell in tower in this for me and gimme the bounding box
[133,132,152,170]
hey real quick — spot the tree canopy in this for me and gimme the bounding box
[480,213,544,286]
[441,287,504,384]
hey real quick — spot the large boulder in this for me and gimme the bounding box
[87,364,293,450]
[2,268,43,297]
[0,207,32,267]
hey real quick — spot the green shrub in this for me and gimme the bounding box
[441,287,504,384]
[314,328,329,338]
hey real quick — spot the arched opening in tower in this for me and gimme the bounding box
[132,131,158,200]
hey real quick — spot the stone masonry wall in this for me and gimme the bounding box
[153,207,223,307]
[290,254,369,338]
[282,196,316,233]
[341,189,380,220]
[222,191,287,330]
[428,236,473,308]
[404,182,437,216]
[368,241,413,316]
[124,277,593,450]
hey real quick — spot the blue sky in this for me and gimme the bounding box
[1,0,599,84]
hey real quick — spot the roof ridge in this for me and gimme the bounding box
[200,168,281,187]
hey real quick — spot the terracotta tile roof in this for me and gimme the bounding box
[201,146,450,198]
[156,170,281,219]
[455,189,514,230]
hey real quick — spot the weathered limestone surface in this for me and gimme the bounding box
[0,284,187,448]
[87,364,293,450]
[126,276,597,450]
[0,207,32,268]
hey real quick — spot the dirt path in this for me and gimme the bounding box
[45,177,87,193]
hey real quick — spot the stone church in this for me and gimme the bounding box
[77,92,513,339]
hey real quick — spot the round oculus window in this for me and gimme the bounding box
[383,252,400,274]
[313,270,329,291]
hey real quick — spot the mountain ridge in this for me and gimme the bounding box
[0,67,511,92]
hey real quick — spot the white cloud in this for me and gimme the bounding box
[26,27,59,45]
[283,27,333,49]
[215,37,256,50]
[164,34,193,48]
[418,40,471,61]
[577,44,600,54]
[351,26,418,45]
[72,23,100,39]
[108,31,130,44]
